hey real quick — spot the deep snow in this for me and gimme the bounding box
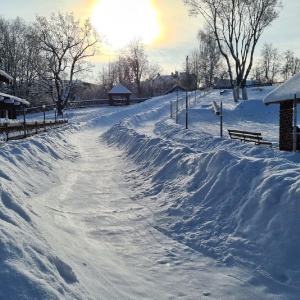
[0,87,300,299]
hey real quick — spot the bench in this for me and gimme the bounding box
[228,129,272,147]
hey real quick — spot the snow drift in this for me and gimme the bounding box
[102,90,300,290]
[1,87,300,299]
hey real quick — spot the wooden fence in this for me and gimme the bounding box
[0,119,68,141]
[66,98,149,109]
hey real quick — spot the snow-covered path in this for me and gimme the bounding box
[3,88,299,299]
[29,128,281,299]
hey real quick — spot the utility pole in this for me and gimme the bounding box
[186,55,189,129]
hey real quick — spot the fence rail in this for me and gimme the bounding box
[0,119,68,141]
[66,98,149,109]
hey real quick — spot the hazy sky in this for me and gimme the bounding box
[1,0,300,75]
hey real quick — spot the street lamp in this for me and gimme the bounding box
[54,107,57,123]
[23,106,27,138]
[186,55,189,129]
[42,104,46,123]
[42,104,46,130]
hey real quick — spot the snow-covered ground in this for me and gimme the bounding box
[1,87,300,299]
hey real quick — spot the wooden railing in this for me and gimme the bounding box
[0,119,68,141]
[66,98,149,109]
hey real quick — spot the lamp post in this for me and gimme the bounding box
[42,104,46,130]
[54,107,57,123]
[42,104,46,122]
[186,55,189,129]
[23,106,27,138]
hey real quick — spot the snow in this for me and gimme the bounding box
[0,92,30,106]
[1,86,300,299]
[264,72,300,104]
[108,83,132,94]
[0,69,13,82]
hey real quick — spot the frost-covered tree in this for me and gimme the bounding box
[0,17,43,101]
[197,27,223,87]
[281,50,300,81]
[183,0,282,101]
[122,38,149,98]
[31,12,101,114]
[259,43,281,83]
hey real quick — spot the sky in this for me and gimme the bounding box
[1,83,300,298]
[1,0,300,75]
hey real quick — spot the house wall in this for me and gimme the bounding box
[0,102,17,119]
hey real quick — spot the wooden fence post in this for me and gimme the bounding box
[5,123,9,141]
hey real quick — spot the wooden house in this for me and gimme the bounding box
[108,83,132,106]
[0,69,29,119]
[264,72,300,151]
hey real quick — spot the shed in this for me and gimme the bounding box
[0,69,13,84]
[0,92,29,119]
[0,69,29,119]
[108,83,132,106]
[264,72,300,151]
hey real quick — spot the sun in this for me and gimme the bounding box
[91,0,160,49]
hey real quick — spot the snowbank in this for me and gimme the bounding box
[102,90,300,292]
[1,86,300,299]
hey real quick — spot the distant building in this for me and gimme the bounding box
[164,85,186,95]
[214,77,263,89]
[152,71,197,95]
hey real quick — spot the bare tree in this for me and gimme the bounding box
[183,0,282,101]
[259,43,281,83]
[196,27,223,87]
[281,50,300,81]
[31,12,101,114]
[97,61,119,97]
[0,17,44,101]
[121,38,149,98]
[97,38,162,98]
[115,55,132,88]
[143,62,162,97]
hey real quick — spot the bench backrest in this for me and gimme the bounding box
[228,129,263,140]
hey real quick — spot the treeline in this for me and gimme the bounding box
[0,13,102,113]
[1,5,298,108]
[186,33,300,90]
[253,43,300,83]
[0,13,180,108]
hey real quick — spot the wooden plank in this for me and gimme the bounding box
[228,129,272,147]
[229,133,263,141]
[228,129,262,136]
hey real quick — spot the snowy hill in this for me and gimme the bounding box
[1,87,300,299]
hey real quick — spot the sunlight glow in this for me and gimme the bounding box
[91,0,160,49]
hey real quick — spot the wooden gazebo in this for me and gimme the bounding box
[108,83,132,106]
[264,72,300,151]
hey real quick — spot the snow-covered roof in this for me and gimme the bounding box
[0,69,13,82]
[263,72,300,104]
[108,83,132,95]
[0,92,29,106]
